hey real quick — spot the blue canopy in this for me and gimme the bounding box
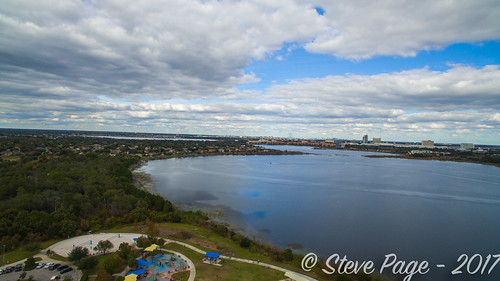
[126,269,146,276]
[137,259,151,267]
[205,252,220,259]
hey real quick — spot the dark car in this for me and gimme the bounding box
[60,267,73,274]
[15,264,23,272]
[49,264,61,270]
[5,266,13,273]
[58,265,68,272]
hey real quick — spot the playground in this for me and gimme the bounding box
[141,253,190,281]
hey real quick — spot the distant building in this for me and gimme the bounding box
[325,139,336,143]
[362,135,368,144]
[372,137,381,144]
[421,140,434,146]
[460,143,475,150]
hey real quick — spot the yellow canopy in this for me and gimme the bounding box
[124,274,137,281]
[144,244,159,252]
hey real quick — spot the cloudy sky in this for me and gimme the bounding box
[1,0,500,144]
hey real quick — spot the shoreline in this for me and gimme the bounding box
[362,153,500,167]
[307,145,500,168]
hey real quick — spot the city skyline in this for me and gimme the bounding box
[1,1,500,144]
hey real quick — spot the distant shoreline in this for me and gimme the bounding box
[362,153,500,168]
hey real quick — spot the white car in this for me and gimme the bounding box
[0,269,4,275]
[36,262,46,269]
[44,263,54,269]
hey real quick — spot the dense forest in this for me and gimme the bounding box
[0,152,177,250]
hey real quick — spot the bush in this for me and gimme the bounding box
[95,270,112,281]
[77,256,98,271]
[239,237,252,248]
[103,254,123,274]
[282,249,294,262]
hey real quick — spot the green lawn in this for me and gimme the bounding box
[163,244,285,281]
[3,239,62,264]
[171,270,190,281]
[48,253,69,262]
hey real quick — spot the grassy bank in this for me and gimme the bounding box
[163,243,285,281]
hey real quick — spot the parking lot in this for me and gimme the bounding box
[0,262,79,281]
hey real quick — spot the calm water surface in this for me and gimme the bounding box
[138,145,500,281]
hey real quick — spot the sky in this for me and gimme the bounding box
[1,0,500,144]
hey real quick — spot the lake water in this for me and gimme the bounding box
[138,145,500,281]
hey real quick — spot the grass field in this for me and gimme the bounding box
[171,270,190,281]
[163,243,285,281]
[3,239,62,264]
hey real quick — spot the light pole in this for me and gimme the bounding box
[2,244,5,266]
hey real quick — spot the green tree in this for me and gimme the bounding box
[94,240,114,255]
[68,246,89,262]
[147,221,160,238]
[127,253,137,268]
[136,236,151,248]
[77,256,99,271]
[282,248,294,262]
[24,256,36,271]
[117,242,132,259]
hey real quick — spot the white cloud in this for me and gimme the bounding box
[266,65,500,111]
[306,0,500,59]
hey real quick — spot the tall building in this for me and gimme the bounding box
[421,140,434,146]
[362,135,368,143]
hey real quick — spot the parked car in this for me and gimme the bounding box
[44,263,54,269]
[59,267,73,274]
[50,275,60,281]
[36,262,46,269]
[15,264,22,271]
[5,266,13,273]
[49,263,61,270]
[0,269,4,275]
[58,265,68,272]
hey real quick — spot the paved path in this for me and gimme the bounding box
[161,248,196,281]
